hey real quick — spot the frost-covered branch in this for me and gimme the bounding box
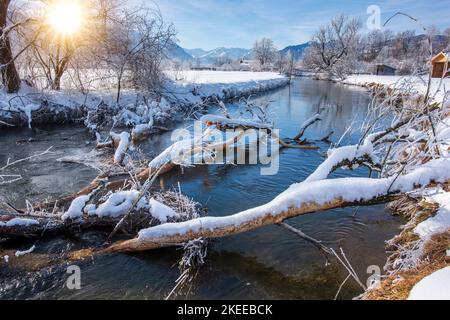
[0,147,53,185]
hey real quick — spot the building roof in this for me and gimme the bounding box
[376,64,397,70]
[432,52,449,63]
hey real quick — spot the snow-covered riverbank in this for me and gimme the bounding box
[346,74,450,300]
[341,75,450,103]
[166,71,289,105]
[0,72,288,130]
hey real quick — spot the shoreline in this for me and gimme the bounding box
[327,74,450,300]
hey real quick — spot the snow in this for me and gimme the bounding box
[166,71,284,84]
[132,123,152,140]
[92,190,147,218]
[0,218,39,228]
[415,189,450,239]
[61,195,90,221]
[436,117,450,158]
[167,72,289,105]
[305,135,376,183]
[148,127,243,169]
[342,75,450,103]
[1,71,287,130]
[408,267,450,300]
[18,104,41,129]
[149,139,193,169]
[15,245,36,257]
[110,132,131,165]
[138,158,450,240]
[149,198,180,223]
[62,192,179,222]
[299,114,321,131]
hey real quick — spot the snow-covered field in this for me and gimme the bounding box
[166,71,284,84]
[342,75,450,103]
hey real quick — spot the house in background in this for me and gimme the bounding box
[239,59,255,71]
[374,64,397,76]
[431,52,450,78]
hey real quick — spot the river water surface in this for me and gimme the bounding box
[0,78,402,300]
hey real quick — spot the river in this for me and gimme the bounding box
[0,78,402,300]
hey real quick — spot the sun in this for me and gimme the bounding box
[47,0,83,36]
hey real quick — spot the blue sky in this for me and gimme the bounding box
[135,0,450,50]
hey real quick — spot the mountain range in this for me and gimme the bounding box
[167,43,310,65]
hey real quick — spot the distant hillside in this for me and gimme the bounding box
[185,48,209,58]
[166,43,194,62]
[279,42,311,60]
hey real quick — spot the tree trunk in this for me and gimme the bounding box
[116,72,123,103]
[52,71,62,90]
[0,0,21,93]
[104,195,395,254]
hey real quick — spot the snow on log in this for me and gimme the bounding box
[0,218,39,228]
[201,115,273,129]
[61,195,90,221]
[132,123,153,142]
[305,135,377,182]
[149,198,180,223]
[105,159,450,253]
[110,132,131,165]
[134,129,245,181]
[293,114,322,141]
[93,190,147,218]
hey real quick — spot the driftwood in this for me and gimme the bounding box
[293,114,322,142]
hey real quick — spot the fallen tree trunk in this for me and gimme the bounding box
[104,159,450,253]
[104,195,403,254]
[103,196,393,253]
[0,211,154,241]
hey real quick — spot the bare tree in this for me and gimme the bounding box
[0,0,21,93]
[275,50,295,82]
[273,52,284,73]
[252,38,276,69]
[391,30,416,60]
[443,28,450,51]
[11,0,100,90]
[102,6,176,102]
[362,29,394,62]
[303,14,361,79]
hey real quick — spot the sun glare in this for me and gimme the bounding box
[48,0,83,36]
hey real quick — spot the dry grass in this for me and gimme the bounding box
[365,229,450,300]
[362,189,450,300]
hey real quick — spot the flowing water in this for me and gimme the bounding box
[0,78,402,300]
